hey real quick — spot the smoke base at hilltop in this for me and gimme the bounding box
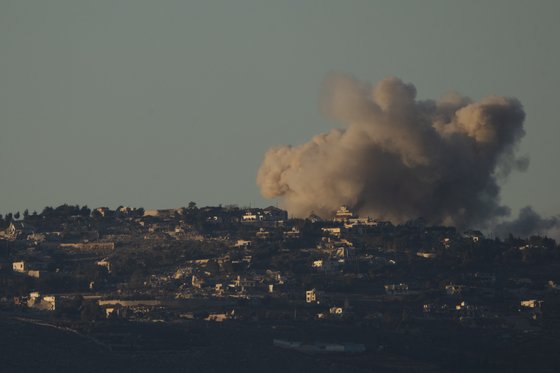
[257,74,558,237]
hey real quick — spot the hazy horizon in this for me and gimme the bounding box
[2,1,560,224]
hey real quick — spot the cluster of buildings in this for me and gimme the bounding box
[0,204,559,337]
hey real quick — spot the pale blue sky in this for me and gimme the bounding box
[1,1,559,217]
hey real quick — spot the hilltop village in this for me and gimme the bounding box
[1,203,560,372]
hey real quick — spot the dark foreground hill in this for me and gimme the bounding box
[0,313,440,373]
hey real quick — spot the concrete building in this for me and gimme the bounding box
[27,292,56,311]
[334,206,355,222]
[12,261,26,273]
[306,289,320,303]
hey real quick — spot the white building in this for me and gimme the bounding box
[27,292,56,311]
[334,206,354,222]
[12,261,26,273]
[306,289,320,303]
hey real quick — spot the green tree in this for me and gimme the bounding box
[129,268,147,288]
[80,205,91,217]
[41,206,54,217]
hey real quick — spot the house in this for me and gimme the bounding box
[240,207,288,225]
[12,261,48,277]
[59,242,115,251]
[105,306,122,318]
[12,261,26,273]
[192,275,205,288]
[329,307,344,316]
[233,275,257,291]
[27,233,46,243]
[321,227,341,238]
[464,230,484,242]
[96,258,112,273]
[2,222,35,240]
[417,251,437,259]
[98,299,161,307]
[27,270,43,278]
[241,210,260,222]
[234,239,251,248]
[454,301,486,319]
[334,206,355,222]
[344,217,377,230]
[520,299,543,320]
[306,289,320,303]
[256,228,271,240]
[27,292,56,311]
[312,260,324,269]
[312,259,337,272]
[334,246,354,259]
[173,266,193,280]
[283,227,300,239]
[205,312,232,322]
[520,299,543,309]
[146,208,184,219]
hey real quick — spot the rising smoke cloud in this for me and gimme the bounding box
[494,206,559,238]
[257,74,531,229]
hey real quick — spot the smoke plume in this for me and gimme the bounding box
[495,206,559,238]
[257,74,530,229]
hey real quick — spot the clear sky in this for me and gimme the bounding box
[1,0,559,218]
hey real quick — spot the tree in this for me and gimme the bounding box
[41,206,54,217]
[205,260,220,275]
[222,260,234,273]
[53,204,80,217]
[129,268,147,288]
[80,205,91,217]
[13,212,20,220]
[80,301,104,321]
